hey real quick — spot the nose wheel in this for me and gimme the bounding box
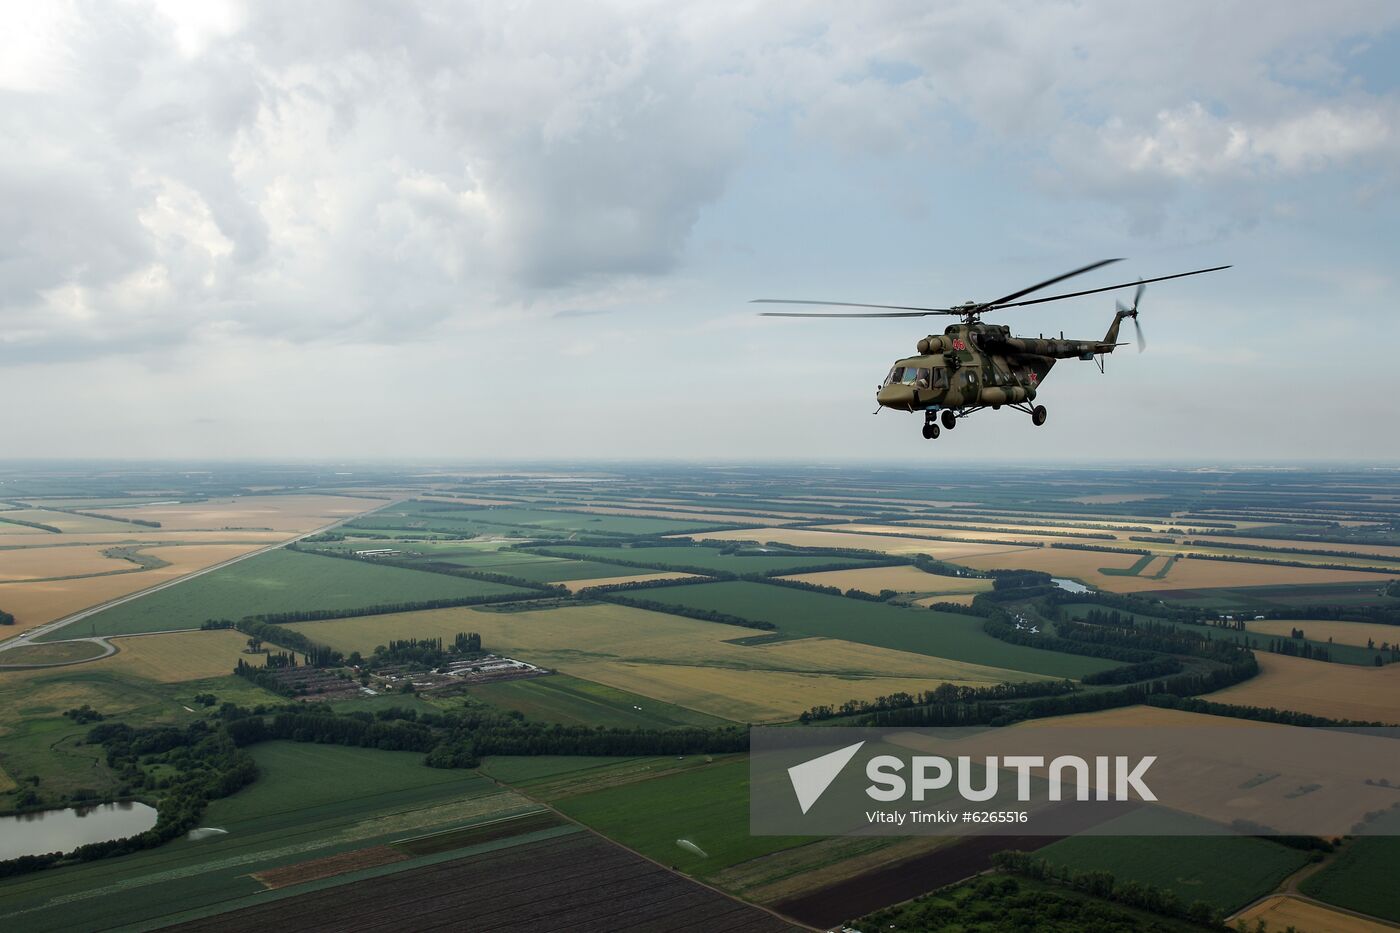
[922,422,940,440]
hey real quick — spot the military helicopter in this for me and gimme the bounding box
[754,259,1229,439]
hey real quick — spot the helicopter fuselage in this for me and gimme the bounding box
[875,317,1128,415]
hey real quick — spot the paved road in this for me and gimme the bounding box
[0,501,395,659]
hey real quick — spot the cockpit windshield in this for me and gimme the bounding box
[884,366,945,389]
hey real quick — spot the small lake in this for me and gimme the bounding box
[0,801,158,861]
[1052,577,1090,594]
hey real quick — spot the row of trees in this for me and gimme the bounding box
[992,851,1220,927]
[799,679,1076,723]
[220,703,749,769]
[0,608,13,626]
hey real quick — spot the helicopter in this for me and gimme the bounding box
[754,259,1229,439]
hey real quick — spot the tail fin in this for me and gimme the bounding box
[1104,309,1133,346]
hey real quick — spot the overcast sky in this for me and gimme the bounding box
[2,1,1398,463]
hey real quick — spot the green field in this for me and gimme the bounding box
[347,502,723,537]
[553,757,811,877]
[529,543,882,575]
[630,581,1110,678]
[0,741,538,933]
[1299,811,1400,922]
[466,673,731,728]
[1037,813,1310,912]
[40,549,533,640]
[203,741,489,825]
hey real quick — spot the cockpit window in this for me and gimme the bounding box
[886,366,944,388]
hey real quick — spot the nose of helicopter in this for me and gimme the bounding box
[876,383,915,409]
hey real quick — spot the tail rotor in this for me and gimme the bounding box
[1116,281,1146,352]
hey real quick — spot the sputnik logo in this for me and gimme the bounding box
[787,741,864,814]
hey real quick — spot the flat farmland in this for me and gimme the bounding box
[1234,895,1388,933]
[1299,812,1400,922]
[560,660,1011,722]
[620,581,1109,678]
[202,741,494,825]
[96,630,283,682]
[157,833,795,933]
[293,602,1045,721]
[554,758,809,877]
[0,742,535,933]
[467,672,730,727]
[85,494,388,532]
[1037,813,1310,912]
[361,503,723,537]
[824,522,1058,546]
[538,504,789,525]
[0,641,107,666]
[1,543,268,635]
[44,549,531,640]
[780,565,994,597]
[0,545,147,581]
[0,509,139,533]
[530,543,883,575]
[1192,534,1400,560]
[954,546,1173,589]
[1245,618,1400,647]
[469,557,647,582]
[684,526,1033,559]
[562,571,702,591]
[1206,651,1400,723]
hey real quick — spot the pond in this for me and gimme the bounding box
[0,801,158,861]
[1052,577,1090,594]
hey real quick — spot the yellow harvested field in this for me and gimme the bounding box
[563,571,701,592]
[90,495,387,533]
[0,545,146,582]
[0,521,51,536]
[1247,618,1400,648]
[820,523,1050,545]
[1208,652,1400,724]
[682,526,1029,560]
[0,543,266,634]
[0,509,136,533]
[954,547,1146,589]
[1234,896,1388,933]
[1102,557,1397,593]
[95,630,279,682]
[1193,534,1400,560]
[953,548,1397,594]
[565,660,998,723]
[780,565,994,597]
[298,603,1038,721]
[914,593,978,606]
[0,530,292,550]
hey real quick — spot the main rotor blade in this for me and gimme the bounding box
[979,258,1124,308]
[990,265,1231,309]
[752,298,955,316]
[757,309,950,318]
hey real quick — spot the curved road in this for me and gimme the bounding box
[0,501,396,664]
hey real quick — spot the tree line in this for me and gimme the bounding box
[0,720,257,880]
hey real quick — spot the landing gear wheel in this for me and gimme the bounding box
[922,423,940,440]
[941,410,957,430]
[1031,405,1047,427]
